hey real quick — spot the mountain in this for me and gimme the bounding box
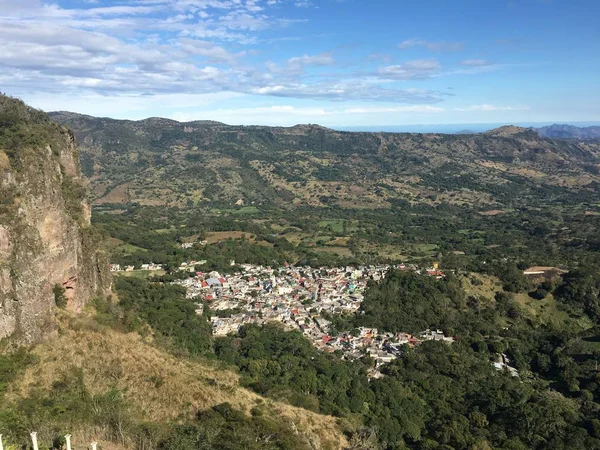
[536,124,600,140]
[49,112,600,210]
[0,96,111,343]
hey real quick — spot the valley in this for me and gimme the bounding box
[1,97,599,450]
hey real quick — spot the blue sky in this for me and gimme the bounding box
[1,0,599,127]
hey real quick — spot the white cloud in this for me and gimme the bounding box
[26,91,244,119]
[453,104,529,111]
[344,105,444,114]
[0,0,507,113]
[460,59,492,66]
[287,53,334,67]
[266,52,335,76]
[378,59,442,80]
[398,38,464,52]
[168,103,447,126]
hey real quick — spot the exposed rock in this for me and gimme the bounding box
[0,95,111,344]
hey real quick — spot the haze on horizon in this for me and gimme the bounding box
[1,0,599,127]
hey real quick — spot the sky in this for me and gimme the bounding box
[1,0,599,128]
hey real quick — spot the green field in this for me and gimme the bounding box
[579,336,600,351]
[514,293,594,330]
[107,238,148,255]
[318,219,349,233]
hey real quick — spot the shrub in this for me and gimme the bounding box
[53,284,67,309]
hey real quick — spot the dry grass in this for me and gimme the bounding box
[479,209,505,216]
[328,237,350,246]
[0,150,10,169]
[462,273,503,303]
[95,183,131,204]
[8,313,347,449]
[205,231,256,244]
[313,246,353,257]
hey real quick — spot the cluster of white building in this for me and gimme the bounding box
[173,263,454,366]
[110,257,521,376]
[109,262,164,272]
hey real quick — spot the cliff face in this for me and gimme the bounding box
[0,95,111,343]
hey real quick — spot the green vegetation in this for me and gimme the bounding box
[111,278,213,356]
[0,349,36,395]
[212,206,261,215]
[75,271,600,449]
[1,247,599,449]
[51,112,600,210]
[0,366,311,450]
[555,266,600,321]
[158,403,311,450]
[318,219,346,233]
[212,270,600,449]
[215,324,372,415]
[115,269,166,279]
[64,112,600,449]
[53,284,67,309]
[61,176,87,224]
[0,286,326,449]
[0,95,57,165]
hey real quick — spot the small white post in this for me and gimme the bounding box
[0,433,4,450]
[30,432,39,450]
[91,441,98,450]
[65,434,72,450]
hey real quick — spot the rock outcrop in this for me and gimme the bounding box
[0,95,111,343]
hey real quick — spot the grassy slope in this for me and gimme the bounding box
[7,313,347,450]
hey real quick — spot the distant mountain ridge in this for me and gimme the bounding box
[536,124,600,140]
[48,111,600,210]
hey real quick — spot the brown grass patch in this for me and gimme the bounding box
[337,200,387,209]
[95,183,131,204]
[462,273,502,303]
[205,231,256,244]
[313,246,353,257]
[328,237,350,246]
[0,150,10,170]
[8,314,347,449]
[480,209,505,216]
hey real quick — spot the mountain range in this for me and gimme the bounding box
[535,124,600,140]
[48,112,600,210]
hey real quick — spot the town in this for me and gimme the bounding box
[173,262,454,368]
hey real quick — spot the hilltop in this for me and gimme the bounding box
[49,112,600,210]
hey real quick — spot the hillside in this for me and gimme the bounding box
[49,112,600,210]
[2,312,347,450]
[0,97,111,344]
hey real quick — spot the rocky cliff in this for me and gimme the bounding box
[0,95,111,343]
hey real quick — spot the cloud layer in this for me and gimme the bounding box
[0,0,482,105]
